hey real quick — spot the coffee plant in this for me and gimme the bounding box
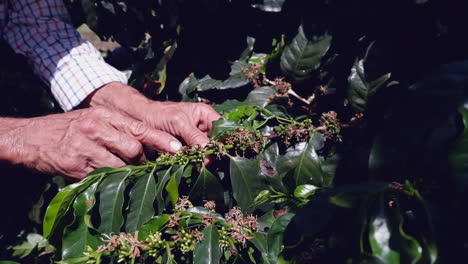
[3,0,468,263]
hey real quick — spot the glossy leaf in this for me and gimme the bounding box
[189,166,224,205]
[62,182,101,259]
[213,86,276,114]
[329,183,389,209]
[154,168,172,214]
[347,44,391,112]
[250,233,276,264]
[449,104,468,200]
[367,194,422,263]
[293,184,318,198]
[138,215,170,240]
[257,210,276,232]
[43,175,99,238]
[280,25,332,82]
[260,143,287,192]
[267,213,295,262]
[125,171,157,233]
[229,156,267,213]
[98,170,131,233]
[185,207,225,221]
[276,139,324,188]
[209,118,243,138]
[193,225,222,264]
[166,165,185,206]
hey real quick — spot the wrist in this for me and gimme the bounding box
[81,82,154,122]
[0,118,31,166]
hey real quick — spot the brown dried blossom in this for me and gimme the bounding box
[175,196,193,211]
[97,232,147,259]
[241,64,263,88]
[319,111,342,142]
[204,200,216,211]
[202,214,216,227]
[239,214,259,231]
[229,227,253,247]
[192,229,205,242]
[272,77,291,95]
[167,212,181,228]
[225,207,243,226]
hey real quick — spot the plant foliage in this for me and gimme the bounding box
[4,0,468,263]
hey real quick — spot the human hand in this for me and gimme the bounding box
[142,101,221,147]
[8,106,183,180]
[84,82,222,149]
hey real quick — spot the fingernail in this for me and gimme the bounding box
[170,141,182,152]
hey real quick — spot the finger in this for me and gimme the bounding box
[196,105,222,132]
[86,146,126,169]
[82,118,147,164]
[176,121,211,147]
[105,112,183,153]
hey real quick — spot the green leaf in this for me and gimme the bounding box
[229,156,267,213]
[214,86,276,114]
[250,233,276,264]
[178,74,200,102]
[267,213,294,262]
[329,183,389,208]
[367,194,422,264]
[449,104,468,200]
[189,166,224,205]
[347,44,391,112]
[11,233,48,258]
[239,37,256,61]
[98,170,131,233]
[209,118,243,138]
[280,25,332,82]
[138,215,170,240]
[277,139,323,187]
[0,261,21,264]
[155,168,173,214]
[260,143,288,193]
[43,175,99,238]
[257,210,276,232]
[193,225,222,264]
[185,207,225,222]
[293,184,318,198]
[166,165,185,206]
[294,140,323,186]
[125,171,157,233]
[62,182,101,259]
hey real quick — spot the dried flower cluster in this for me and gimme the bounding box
[83,199,259,264]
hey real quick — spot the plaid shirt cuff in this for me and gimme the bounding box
[50,41,128,111]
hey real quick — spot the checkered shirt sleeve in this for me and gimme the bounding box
[2,0,127,111]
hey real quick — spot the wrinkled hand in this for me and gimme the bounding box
[84,82,222,150]
[12,106,183,180]
[143,101,222,147]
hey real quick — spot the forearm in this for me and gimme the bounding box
[0,117,30,165]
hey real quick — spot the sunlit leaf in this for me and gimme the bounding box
[62,182,101,259]
[125,171,157,233]
[367,194,422,263]
[98,170,132,233]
